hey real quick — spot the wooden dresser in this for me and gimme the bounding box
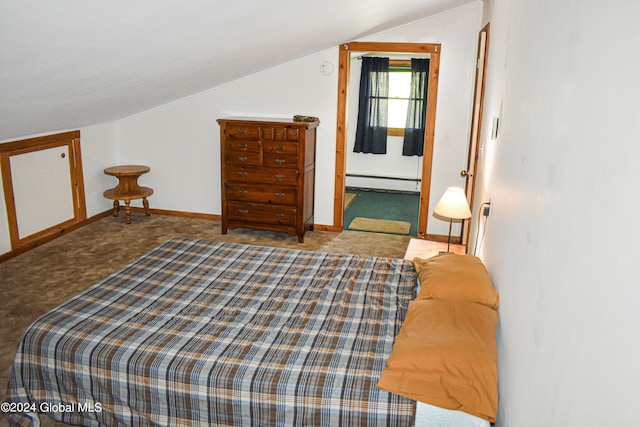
[217,117,319,242]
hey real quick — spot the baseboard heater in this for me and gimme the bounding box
[346,173,421,182]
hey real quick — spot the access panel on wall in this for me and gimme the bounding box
[0,131,87,251]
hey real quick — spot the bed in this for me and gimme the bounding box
[6,238,497,427]
[6,238,418,426]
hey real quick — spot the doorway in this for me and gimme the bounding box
[333,42,441,239]
[342,53,423,236]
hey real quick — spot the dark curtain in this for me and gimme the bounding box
[402,58,430,156]
[354,57,389,154]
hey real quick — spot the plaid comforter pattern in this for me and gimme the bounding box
[7,238,417,426]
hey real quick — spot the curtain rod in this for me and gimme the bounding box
[355,54,430,60]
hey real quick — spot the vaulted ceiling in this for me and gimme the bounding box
[0,0,477,141]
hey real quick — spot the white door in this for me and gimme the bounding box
[10,145,75,239]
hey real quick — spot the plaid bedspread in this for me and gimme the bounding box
[6,238,417,426]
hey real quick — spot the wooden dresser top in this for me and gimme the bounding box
[217,116,319,128]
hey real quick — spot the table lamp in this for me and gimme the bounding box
[433,187,472,253]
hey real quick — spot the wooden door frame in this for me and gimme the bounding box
[333,41,441,238]
[0,130,87,250]
[461,23,490,250]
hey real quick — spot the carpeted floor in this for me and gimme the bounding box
[0,213,412,427]
[344,188,420,236]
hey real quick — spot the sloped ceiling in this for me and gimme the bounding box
[0,0,477,141]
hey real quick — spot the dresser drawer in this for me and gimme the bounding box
[263,154,298,168]
[263,141,298,154]
[285,128,299,141]
[225,124,260,139]
[226,166,298,185]
[225,182,296,205]
[225,140,261,152]
[262,127,300,141]
[224,151,262,166]
[228,201,296,226]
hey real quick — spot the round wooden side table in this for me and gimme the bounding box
[103,165,154,224]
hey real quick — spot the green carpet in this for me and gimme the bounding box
[344,188,419,236]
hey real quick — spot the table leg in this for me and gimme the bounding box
[143,197,150,216]
[112,200,119,217]
[124,200,132,224]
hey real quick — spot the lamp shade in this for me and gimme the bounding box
[433,187,472,220]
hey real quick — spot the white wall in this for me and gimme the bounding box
[114,3,482,235]
[473,0,640,425]
[114,49,339,224]
[81,123,118,217]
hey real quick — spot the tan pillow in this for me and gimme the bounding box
[377,299,498,422]
[413,254,499,309]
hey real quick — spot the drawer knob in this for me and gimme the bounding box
[275,174,286,180]
[276,145,285,151]
[239,156,248,162]
[239,189,248,194]
[238,171,248,177]
[275,158,285,164]
[238,129,247,134]
[275,192,285,198]
[238,209,249,214]
[238,143,248,149]
[275,213,285,218]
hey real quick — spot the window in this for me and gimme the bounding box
[353,56,430,152]
[387,60,412,136]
